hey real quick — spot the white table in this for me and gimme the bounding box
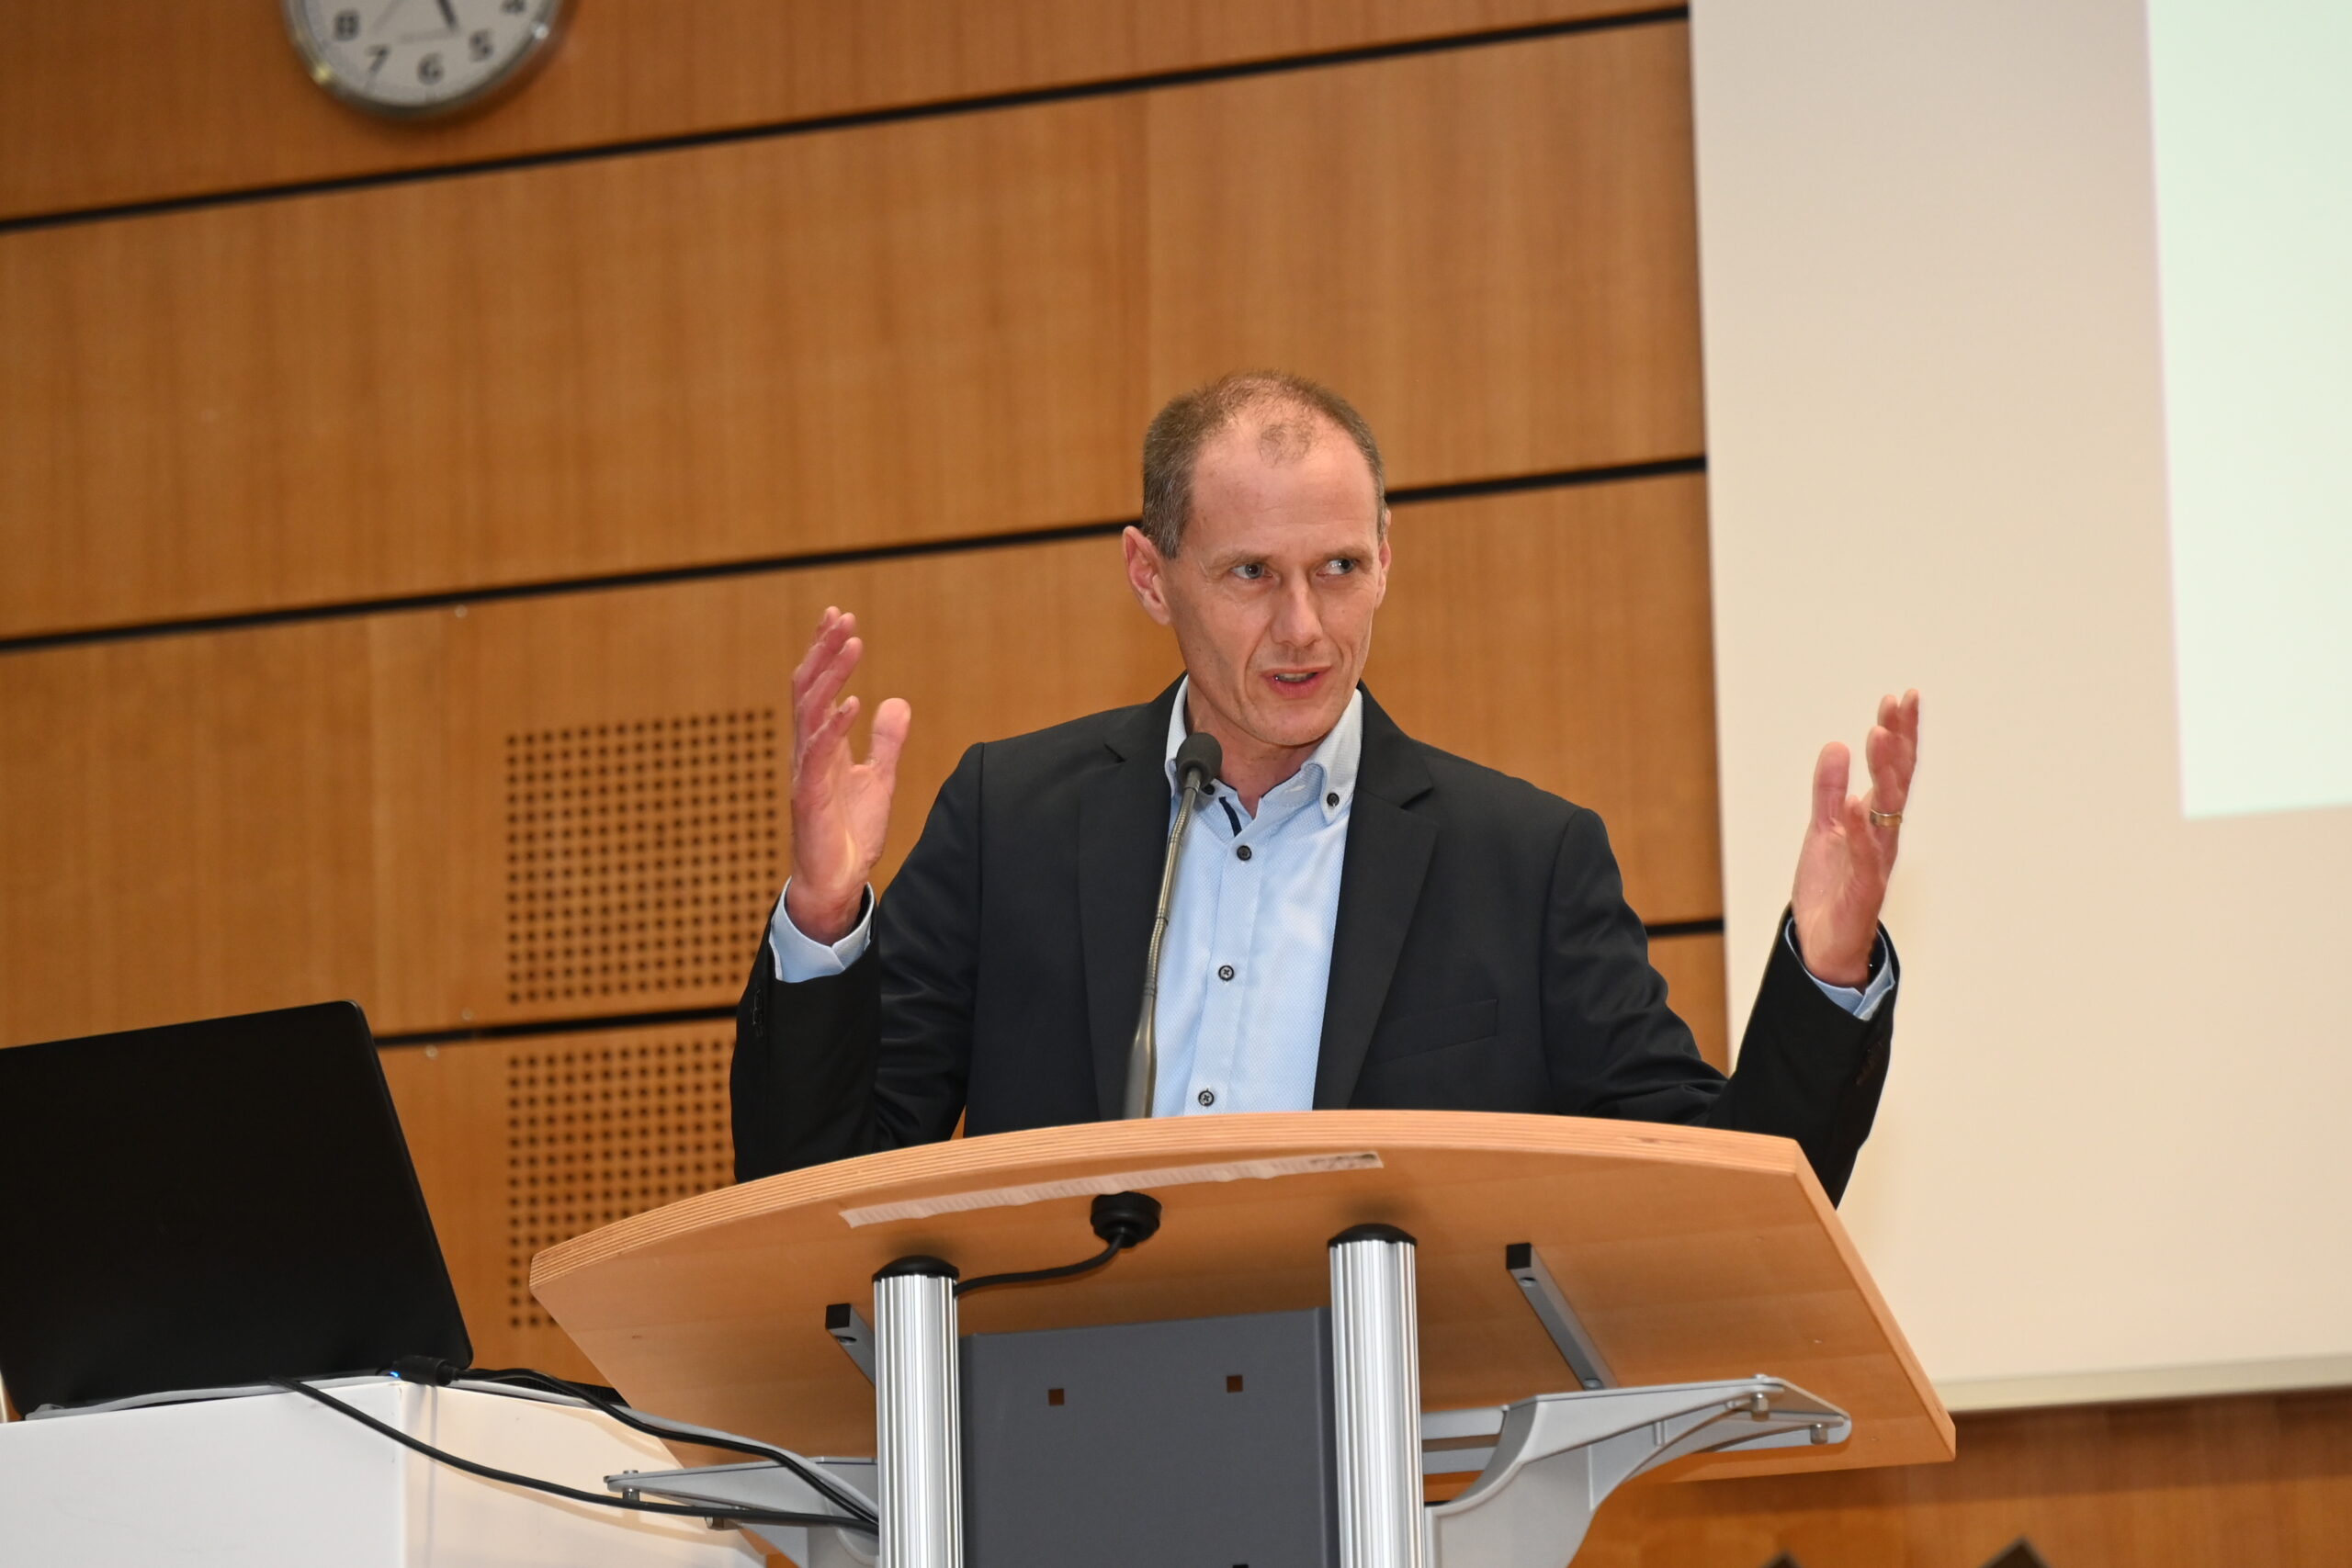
[0,1379,771,1567]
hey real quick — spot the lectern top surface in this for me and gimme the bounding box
[532,1111,1952,1480]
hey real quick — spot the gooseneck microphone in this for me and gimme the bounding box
[1123,730,1223,1119]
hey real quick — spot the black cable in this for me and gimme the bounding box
[387,1356,874,1525]
[460,1365,875,1525]
[266,1376,875,1535]
[953,1191,1164,1298]
[955,1235,1125,1297]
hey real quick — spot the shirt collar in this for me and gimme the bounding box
[1163,676,1362,824]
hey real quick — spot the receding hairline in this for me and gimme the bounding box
[1139,371,1388,557]
[1207,398,1368,468]
[1189,405,1384,517]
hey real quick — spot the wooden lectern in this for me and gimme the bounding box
[533,1111,1952,1566]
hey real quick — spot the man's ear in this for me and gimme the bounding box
[1373,513,1393,607]
[1122,525,1175,626]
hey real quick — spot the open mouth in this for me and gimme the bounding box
[1265,670,1327,692]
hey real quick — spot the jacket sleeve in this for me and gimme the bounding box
[1538,806,1894,1202]
[1703,919,1895,1203]
[731,743,986,1179]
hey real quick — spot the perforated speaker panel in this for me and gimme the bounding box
[505,1034,734,1331]
[503,709,783,1006]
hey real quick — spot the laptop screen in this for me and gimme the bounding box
[0,1001,470,1413]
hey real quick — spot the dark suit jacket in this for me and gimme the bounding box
[733,683,1894,1199]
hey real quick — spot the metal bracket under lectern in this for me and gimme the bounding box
[610,1458,878,1567]
[825,1302,877,1384]
[1421,1377,1850,1568]
[1503,1242,1612,1391]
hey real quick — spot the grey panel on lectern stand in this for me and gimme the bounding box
[962,1307,1339,1568]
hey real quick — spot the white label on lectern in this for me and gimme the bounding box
[836,1151,1386,1227]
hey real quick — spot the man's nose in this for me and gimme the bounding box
[1270,576,1324,649]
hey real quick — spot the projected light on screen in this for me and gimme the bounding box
[2151,0,2352,819]
[1696,0,2352,1414]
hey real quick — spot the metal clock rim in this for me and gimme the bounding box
[278,0,570,122]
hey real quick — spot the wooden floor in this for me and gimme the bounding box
[1578,1384,2352,1567]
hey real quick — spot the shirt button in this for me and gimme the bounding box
[1327,793,1340,807]
[1236,845,1253,862]
[1197,1089,1216,1107]
[1217,964,1236,982]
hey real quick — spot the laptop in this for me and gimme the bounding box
[0,1001,471,1414]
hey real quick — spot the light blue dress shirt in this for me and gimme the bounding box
[769,678,1894,1112]
[1145,683,1363,1116]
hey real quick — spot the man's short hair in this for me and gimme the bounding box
[1139,371,1388,558]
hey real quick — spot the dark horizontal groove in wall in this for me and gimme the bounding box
[376,1010,733,1048]
[0,455,1705,657]
[1390,454,1704,507]
[0,6,1690,236]
[1644,918,1725,942]
[378,912,1723,1049]
[378,1004,738,1049]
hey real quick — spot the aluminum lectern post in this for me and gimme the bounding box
[1329,1224,1425,1568]
[873,1256,963,1568]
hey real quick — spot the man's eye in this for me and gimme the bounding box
[1324,558,1358,575]
[1233,562,1267,581]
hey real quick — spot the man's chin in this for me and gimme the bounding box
[1243,694,1351,750]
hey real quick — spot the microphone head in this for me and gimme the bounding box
[1173,731,1223,794]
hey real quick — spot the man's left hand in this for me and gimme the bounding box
[1792,689,1921,987]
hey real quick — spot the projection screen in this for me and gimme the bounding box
[1691,0,2352,1408]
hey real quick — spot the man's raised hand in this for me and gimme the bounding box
[785,607,911,945]
[1790,689,1920,987]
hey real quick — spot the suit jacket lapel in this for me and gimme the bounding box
[1079,681,1186,1121]
[1314,691,1437,1109]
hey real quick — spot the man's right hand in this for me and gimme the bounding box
[785,607,911,944]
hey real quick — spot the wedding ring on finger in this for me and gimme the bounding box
[1868,809,1905,829]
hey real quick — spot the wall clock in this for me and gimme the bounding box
[283,0,566,118]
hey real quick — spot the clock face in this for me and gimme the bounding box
[284,0,566,118]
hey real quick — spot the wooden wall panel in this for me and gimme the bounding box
[0,1,1657,222]
[1146,20,1704,484]
[0,612,451,1050]
[0,96,1144,640]
[1374,477,1721,925]
[1581,1387,2352,1567]
[0,475,1718,1045]
[377,1038,536,1371]
[1649,932,1727,1071]
[380,1023,738,1381]
[0,28,1701,639]
[425,540,1177,1027]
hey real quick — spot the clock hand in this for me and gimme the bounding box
[372,0,445,43]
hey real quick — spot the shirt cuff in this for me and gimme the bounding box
[768,882,875,982]
[1784,918,1896,1021]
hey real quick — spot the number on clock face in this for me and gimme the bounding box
[286,0,562,117]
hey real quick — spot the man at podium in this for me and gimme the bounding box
[733,372,1918,1201]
